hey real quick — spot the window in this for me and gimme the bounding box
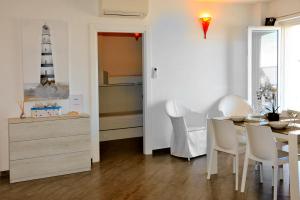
[260,32,278,88]
[283,23,300,110]
[248,27,280,113]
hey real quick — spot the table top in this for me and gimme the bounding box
[213,117,300,136]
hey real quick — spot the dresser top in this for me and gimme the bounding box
[8,113,89,124]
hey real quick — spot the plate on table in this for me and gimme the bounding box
[245,117,265,123]
[269,121,289,130]
[248,114,264,118]
[230,116,246,122]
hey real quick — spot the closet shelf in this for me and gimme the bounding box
[99,110,143,117]
[99,83,142,87]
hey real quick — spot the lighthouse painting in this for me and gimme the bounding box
[22,20,69,101]
[40,24,55,86]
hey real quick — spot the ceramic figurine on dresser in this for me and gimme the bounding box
[18,100,25,119]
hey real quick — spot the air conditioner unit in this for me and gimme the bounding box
[99,0,148,18]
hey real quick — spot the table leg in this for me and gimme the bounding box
[288,133,300,200]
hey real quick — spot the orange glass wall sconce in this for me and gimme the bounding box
[199,15,212,39]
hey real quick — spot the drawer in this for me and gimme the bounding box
[10,135,90,160]
[9,118,89,142]
[10,151,91,183]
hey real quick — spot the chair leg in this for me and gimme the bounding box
[241,156,249,192]
[259,163,263,183]
[279,166,283,181]
[272,167,274,187]
[207,149,214,180]
[188,157,190,162]
[273,166,278,200]
[233,157,236,174]
[254,161,260,171]
[235,155,239,191]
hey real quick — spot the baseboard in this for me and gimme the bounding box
[153,148,171,155]
[0,170,9,177]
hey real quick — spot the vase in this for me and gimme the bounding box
[267,113,279,121]
[20,112,25,119]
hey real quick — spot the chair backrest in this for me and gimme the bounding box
[245,124,277,161]
[165,100,188,117]
[218,95,253,117]
[211,119,239,152]
[165,100,188,137]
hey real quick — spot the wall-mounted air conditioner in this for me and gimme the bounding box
[99,0,148,18]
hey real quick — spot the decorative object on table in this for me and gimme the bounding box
[256,81,273,106]
[256,79,280,121]
[266,111,280,121]
[22,20,69,101]
[18,100,25,119]
[31,102,62,118]
[255,83,272,114]
[268,121,289,130]
[245,117,265,123]
[254,88,263,115]
[287,110,298,127]
[265,17,276,26]
[264,87,280,121]
[230,116,246,122]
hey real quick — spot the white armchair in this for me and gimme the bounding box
[165,100,207,160]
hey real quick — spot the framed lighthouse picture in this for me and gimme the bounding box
[22,20,69,101]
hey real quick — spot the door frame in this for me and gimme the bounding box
[89,22,152,162]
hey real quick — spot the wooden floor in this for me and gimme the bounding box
[0,138,291,200]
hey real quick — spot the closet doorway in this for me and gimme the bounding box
[98,32,144,158]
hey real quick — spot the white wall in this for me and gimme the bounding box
[0,0,95,171]
[98,34,143,77]
[266,0,300,17]
[147,0,257,150]
[251,2,268,25]
[0,0,148,171]
[0,0,261,170]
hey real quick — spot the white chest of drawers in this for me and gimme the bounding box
[8,115,91,183]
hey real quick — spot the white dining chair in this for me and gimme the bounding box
[241,124,289,200]
[207,119,246,191]
[218,94,254,142]
[218,95,253,117]
[165,100,207,161]
[218,95,258,168]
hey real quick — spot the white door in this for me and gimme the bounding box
[248,26,281,112]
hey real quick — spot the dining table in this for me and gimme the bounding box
[206,117,300,200]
